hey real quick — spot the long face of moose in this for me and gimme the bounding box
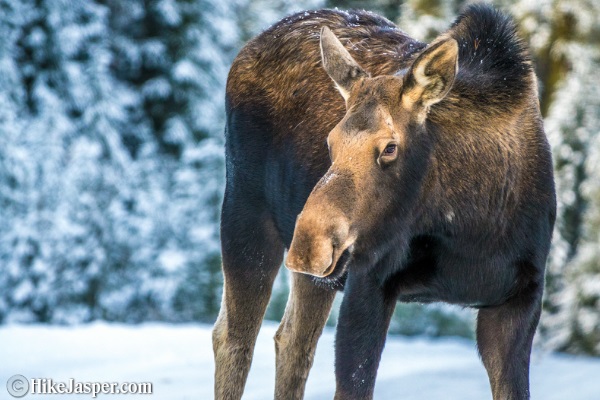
[285,27,459,278]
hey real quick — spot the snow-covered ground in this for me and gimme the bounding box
[0,322,599,399]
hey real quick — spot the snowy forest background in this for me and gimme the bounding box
[0,0,598,356]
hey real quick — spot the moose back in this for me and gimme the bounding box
[213,4,556,400]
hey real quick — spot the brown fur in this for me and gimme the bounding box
[227,10,424,174]
[216,5,555,400]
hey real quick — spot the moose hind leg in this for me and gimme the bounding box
[476,274,543,400]
[274,272,336,400]
[213,205,284,400]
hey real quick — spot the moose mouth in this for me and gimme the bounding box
[308,248,352,290]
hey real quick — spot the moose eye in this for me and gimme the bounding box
[378,143,398,166]
[383,144,397,156]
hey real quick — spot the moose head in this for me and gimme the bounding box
[285,27,459,278]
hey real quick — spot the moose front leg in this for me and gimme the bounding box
[334,270,397,400]
[476,278,543,400]
[213,201,284,400]
[274,272,336,400]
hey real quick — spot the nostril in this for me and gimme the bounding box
[331,237,340,249]
[313,253,333,275]
[332,220,351,246]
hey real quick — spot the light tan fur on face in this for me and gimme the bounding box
[287,28,459,277]
[286,31,459,278]
[287,76,412,276]
[286,188,356,277]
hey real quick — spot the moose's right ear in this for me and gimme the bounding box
[320,26,367,101]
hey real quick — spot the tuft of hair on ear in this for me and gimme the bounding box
[402,36,459,117]
[320,26,368,101]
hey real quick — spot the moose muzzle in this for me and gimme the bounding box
[286,203,356,278]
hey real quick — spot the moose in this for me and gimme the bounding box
[213,4,556,400]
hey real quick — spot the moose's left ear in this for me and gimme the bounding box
[402,37,459,114]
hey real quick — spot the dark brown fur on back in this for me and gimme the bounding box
[227,10,425,169]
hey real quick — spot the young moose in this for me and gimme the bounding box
[214,4,556,400]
